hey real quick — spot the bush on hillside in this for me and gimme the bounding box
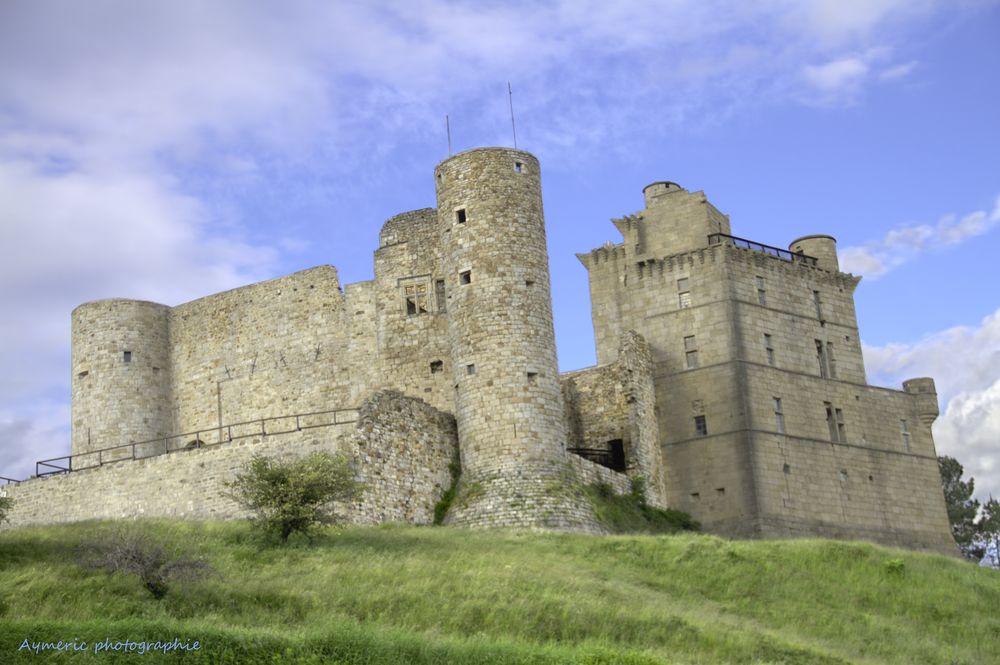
[226,452,362,543]
[77,526,211,599]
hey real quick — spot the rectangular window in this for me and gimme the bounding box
[526,371,538,384]
[813,290,823,319]
[694,415,708,437]
[835,408,846,442]
[404,282,428,316]
[764,334,775,366]
[123,351,132,363]
[826,342,836,378]
[466,364,476,375]
[435,279,446,312]
[684,335,698,369]
[677,277,691,308]
[774,397,785,434]
[456,208,467,224]
[901,419,911,451]
[825,402,838,442]
[460,270,471,285]
[514,161,523,173]
[816,339,829,378]
[756,276,766,305]
[430,360,443,374]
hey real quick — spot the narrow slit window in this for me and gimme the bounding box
[826,342,836,378]
[774,397,785,433]
[435,279,446,312]
[900,419,910,451]
[816,339,828,378]
[123,351,132,363]
[677,277,691,309]
[825,402,838,442]
[813,290,823,319]
[756,276,766,306]
[764,333,775,366]
[460,270,471,285]
[694,415,708,437]
[456,208,467,224]
[836,408,846,442]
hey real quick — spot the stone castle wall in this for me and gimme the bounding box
[4,392,456,530]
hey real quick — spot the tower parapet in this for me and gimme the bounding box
[71,299,171,457]
[904,377,940,425]
[790,234,839,272]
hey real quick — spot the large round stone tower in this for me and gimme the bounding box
[434,147,597,530]
[71,299,171,459]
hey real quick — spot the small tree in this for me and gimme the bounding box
[77,527,211,599]
[976,496,1000,569]
[0,495,12,525]
[939,455,982,559]
[226,452,361,543]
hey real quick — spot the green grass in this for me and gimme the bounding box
[0,520,997,664]
[585,482,700,534]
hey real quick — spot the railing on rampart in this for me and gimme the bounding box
[1,476,20,486]
[707,233,818,267]
[34,407,359,479]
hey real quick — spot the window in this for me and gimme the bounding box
[123,351,132,363]
[526,371,538,384]
[756,276,766,306]
[901,419,910,451]
[514,161,523,173]
[404,282,428,316]
[456,208,467,224]
[773,397,785,434]
[684,335,699,369]
[435,279,446,312]
[826,342,836,378]
[460,270,471,285]
[430,360,443,374]
[816,339,829,378]
[825,403,846,442]
[825,402,838,442]
[466,364,476,375]
[677,277,691,308]
[694,415,708,436]
[764,334,775,366]
[813,290,823,319]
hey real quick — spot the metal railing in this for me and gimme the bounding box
[708,233,818,267]
[1,476,20,486]
[34,407,359,478]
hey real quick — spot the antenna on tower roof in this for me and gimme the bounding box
[507,82,518,150]
[446,114,452,156]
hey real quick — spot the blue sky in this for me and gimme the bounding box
[1,0,998,502]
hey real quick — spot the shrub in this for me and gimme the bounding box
[226,452,361,543]
[0,495,12,525]
[77,526,211,599]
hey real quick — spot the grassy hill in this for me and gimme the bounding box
[0,520,997,664]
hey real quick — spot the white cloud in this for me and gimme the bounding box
[803,57,870,93]
[879,60,918,79]
[841,195,1000,278]
[865,309,1000,502]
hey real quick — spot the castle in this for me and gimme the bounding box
[1,147,957,554]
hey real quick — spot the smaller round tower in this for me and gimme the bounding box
[790,235,839,272]
[435,147,598,530]
[71,299,171,459]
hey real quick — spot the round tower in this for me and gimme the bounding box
[71,299,171,460]
[790,234,839,272]
[434,147,596,530]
